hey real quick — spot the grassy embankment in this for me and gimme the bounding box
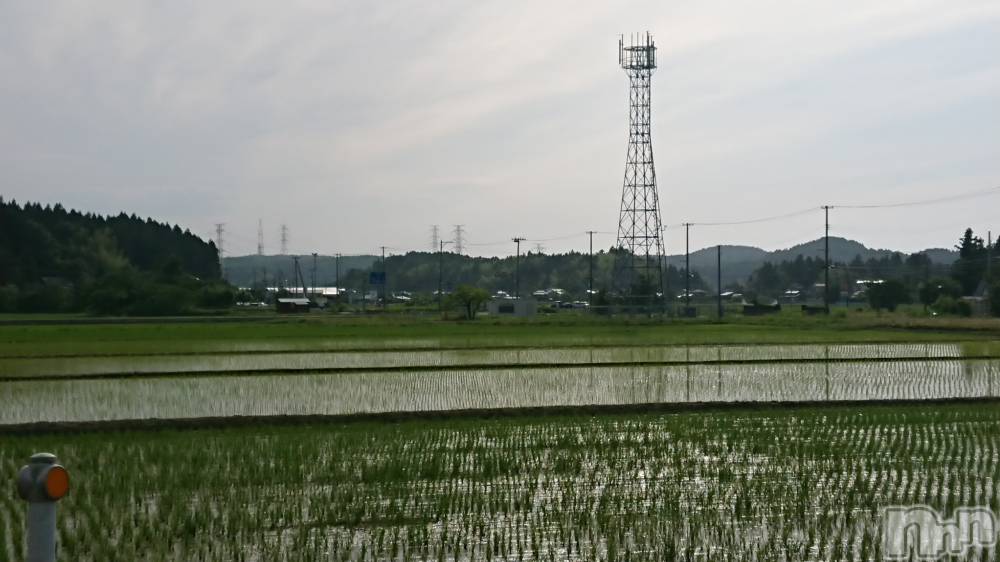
[1,309,998,358]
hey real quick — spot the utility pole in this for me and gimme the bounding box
[684,223,691,311]
[255,219,264,296]
[717,244,722,319]
[311,252,318,297]
[823,206,831,314]
[659,239,666,315]
[257,219,264,256]
[292,256,308,298]
[280,224,289,256]
[438,240,453,313]
[660,225,669,314]
[988,231,993,282]
[844,267,851,308]
[335,253,341,295]
[380,246,387,309]
[512,237,525,299]
[988,231,993,312]
[453,225,465,255]
[215,223,226,280]
[431,225,440,253]
[587,231,596,307]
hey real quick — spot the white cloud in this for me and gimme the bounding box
[0,0,998,255]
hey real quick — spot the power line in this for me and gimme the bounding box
[466,231,610,247]
[663,186,1000,230]
[671,207,819,228]
[465,239,510,247]
[832,186,1000,209]
[526,232,588,243]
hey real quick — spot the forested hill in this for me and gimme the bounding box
[223,237,958,293]
[663,237,958,287]
[0,199,228,314]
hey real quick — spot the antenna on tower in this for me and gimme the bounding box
[431,225,440,252]
[280,224,289,256]
[614,31,665,302]
[257,219,264,256]
[453,225,464,255]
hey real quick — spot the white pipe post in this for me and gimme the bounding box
[16,453,69,562]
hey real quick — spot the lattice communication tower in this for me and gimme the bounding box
[614,32,665,299]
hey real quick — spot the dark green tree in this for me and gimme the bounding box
[990,282,1000,317]
[748,262,783,298]
[0,199,227,315]
[866,280,909,312]
[918,278,961,311]
[951,228,987,295]
[446,285,491,320]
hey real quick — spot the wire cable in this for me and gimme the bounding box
[832,186,1000,209]
[669,207,820,228]
[464,240,512,247]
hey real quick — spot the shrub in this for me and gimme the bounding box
[445,285,490,320]
[17,284,71,313]
[918,278,962,309]
[198,284,236,309]
[867,280,909,312]
[0,284,19,312]
[991,283,1000,317]
[933,295,972,317]
[129,283,193,316]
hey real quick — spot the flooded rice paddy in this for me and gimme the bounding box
[2,404,999,561]
[0,342,976,378]
[2,357,997,425]
[4,335,1000,561]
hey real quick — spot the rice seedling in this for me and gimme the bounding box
[0,342,977,379]
[2,403,999,561]
[1,360,996,426]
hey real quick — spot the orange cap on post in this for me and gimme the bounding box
[42,466,69,501]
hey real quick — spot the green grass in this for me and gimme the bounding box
[1,311,998,358]
[2,402,999,561]
[3,312,999,560]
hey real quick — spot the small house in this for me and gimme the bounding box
[276,298,311,313]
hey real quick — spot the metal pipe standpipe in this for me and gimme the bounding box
[16,453,70,562]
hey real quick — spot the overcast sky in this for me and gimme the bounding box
[2,0,998,257]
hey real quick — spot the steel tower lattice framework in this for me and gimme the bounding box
[614,32,665,299]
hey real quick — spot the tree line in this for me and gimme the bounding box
[328,248,709,300]
[0,199,231,314]
[742,228,998,316]
[321,228,996,316]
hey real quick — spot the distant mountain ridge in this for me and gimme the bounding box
[663,237,958,287]
[223,237,957,290]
